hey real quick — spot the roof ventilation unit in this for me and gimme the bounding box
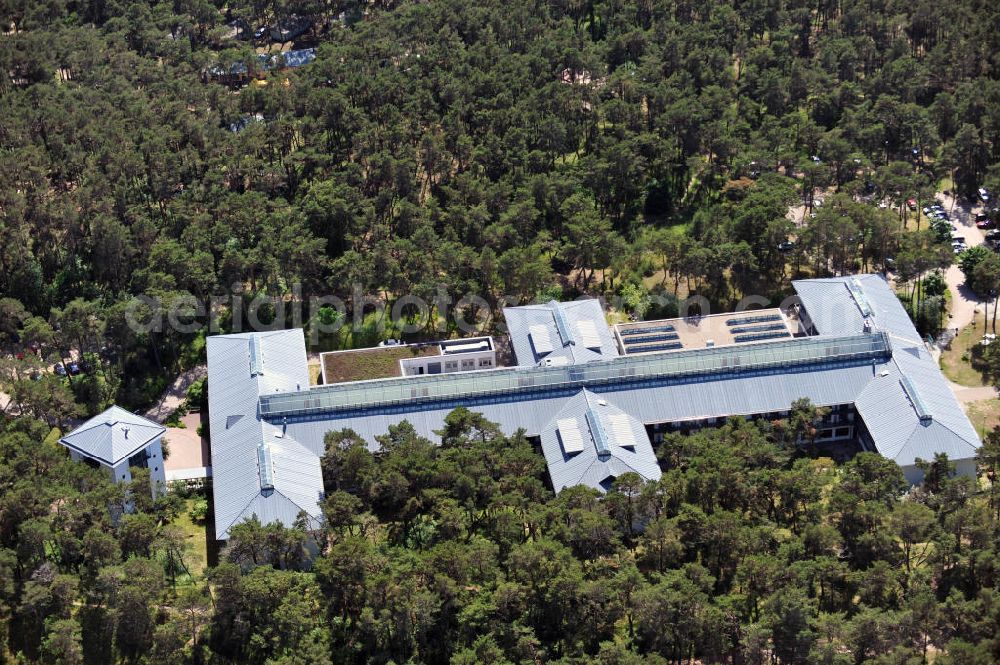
[585,407,612,457]
[257,441,275,492]
[847,277,873,318]
[900,375,933,423]
[249,336,264,377]
[551,303,575,347]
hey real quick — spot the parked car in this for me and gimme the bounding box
[67,362,81,376]
[53,363,67,376]
[777,240,795,252]
[907,198,917,210]
[979,187,991,203]
[977,218,995,230]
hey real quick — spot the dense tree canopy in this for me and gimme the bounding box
[2,0,1000,413]
[3,0,1000,662]
[3,407,1000,663]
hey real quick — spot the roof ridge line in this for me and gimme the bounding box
[220,493,264,537]
[922,419,982,450]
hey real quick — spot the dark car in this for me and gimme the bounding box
[777,240,795,252]
[253,25,268,40]
[53,363,67,376]
[977,218,995,230]
[67,362,81,376]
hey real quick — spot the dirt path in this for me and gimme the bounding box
[952,385,999,403]
[145,365,207,424]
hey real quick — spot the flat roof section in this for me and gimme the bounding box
[320,345,441,383]
[616,308,794,354]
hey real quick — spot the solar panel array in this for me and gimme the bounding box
[529,325,554,355]
[575,319,602,349]
[733,330,791,343]
[625,332,681,344]
[557,418,584,454]
[726,313,783,326]
[620,324,675,336]
[626,341,684,353]
[605,413,637,448]
[729,322,787,335]
[620,324,682,354]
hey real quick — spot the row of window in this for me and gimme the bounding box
[443,358,493,371]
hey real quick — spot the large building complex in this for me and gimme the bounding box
[188,275,981,539]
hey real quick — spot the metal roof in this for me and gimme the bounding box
[277,349,882,466]
[539,390,662,493]
[795,275,980,468]
[793,274,923,345]
[206,330,323,539]
[503,299,619,366]
[261,332,890,418]
[59,406,165,466]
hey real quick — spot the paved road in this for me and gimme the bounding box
[940,192,988,331]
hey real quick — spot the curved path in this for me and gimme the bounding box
[145,365,207,423]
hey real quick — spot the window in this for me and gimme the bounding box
[128,449,149,469]
[479,358,492,367]
[461,359,474,369]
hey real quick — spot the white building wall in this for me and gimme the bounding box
[77,438,166,498]
[399,349,496,376]
[901,457,978,486]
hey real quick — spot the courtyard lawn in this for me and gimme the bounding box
[941,316,991,388]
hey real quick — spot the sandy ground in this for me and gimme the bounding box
[163,411,211,479]
[950,383,999,402]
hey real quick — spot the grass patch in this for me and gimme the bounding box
[170,497,210,585]
[321,344,441,383]
[966,399,1000,439]
[940,314,991,388]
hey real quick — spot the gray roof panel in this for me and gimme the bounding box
[206,330,323,539]
[59,406,165,465]
[503,299,619,367]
